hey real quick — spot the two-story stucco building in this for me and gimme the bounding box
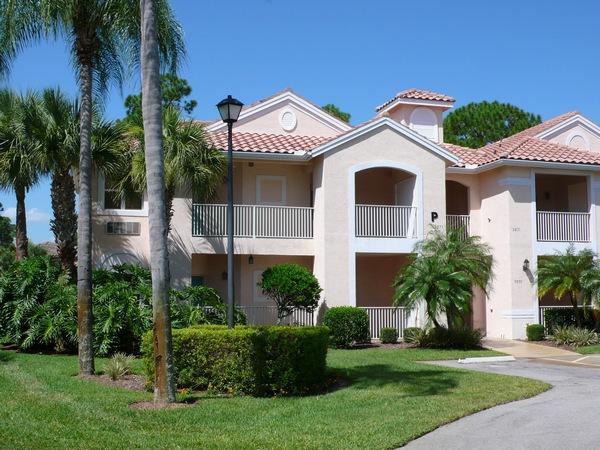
[92,87,600,339]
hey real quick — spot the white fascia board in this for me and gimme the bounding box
[207,91,352,133]
[310,117,460,163]
[376,98,454,115]
[536,114,600,140]
[229,151,310,162]
[447,159,600,174]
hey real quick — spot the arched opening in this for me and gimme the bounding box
[446,180,470,236]
[410,107,438,141]
[354,167,417,238]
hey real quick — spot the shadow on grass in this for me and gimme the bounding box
[344,364,459,397]
[0,350,15,363]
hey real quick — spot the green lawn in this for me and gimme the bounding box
[0,348,548,449]
[575,344,600,354]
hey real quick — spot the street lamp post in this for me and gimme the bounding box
[217,95,243,328]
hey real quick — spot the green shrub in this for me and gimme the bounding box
[403,327,422,344]
[543,308,596,333]
[379,327,398,344]
[322,306,370,348]
[104,352,134,381]
[258,264,322,324]
[413,326,483,349]
[170,286,246,327]
[142,325,329,396]
[526,324,545,341]
[551,326,598,347]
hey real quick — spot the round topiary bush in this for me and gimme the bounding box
[322,306,370,348]
[526,324,545,341]
[380,327,398,344]
[258,263,322,324]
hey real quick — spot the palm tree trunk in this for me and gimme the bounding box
[50,168,77,279]
[141,0,176,404]
[14,184,28,260]
[76,60,95,376]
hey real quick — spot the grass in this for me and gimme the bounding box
[0,348,548,449]
[575,344,600,354]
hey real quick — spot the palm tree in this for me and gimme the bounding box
[0,0,184,375]
[537,245,595,327]
[120,105,226,230]
[140,0,175,404]
[0,90,42,260]
[394,227,493,330]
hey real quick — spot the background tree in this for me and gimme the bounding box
[0,202,14,246]
[0,91,42,260]
[0,0,185,376]
[124,74,197,122]
[394,227,493,330]
[322,103,351,123]
[258,263,322,324]
[140,0,176,404]
[120,105,225,230]
[537,246,595,327]
[443,101,542,148]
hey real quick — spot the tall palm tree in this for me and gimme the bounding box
[120,105,226,230]
[537,245,595,327]
[0,0,184,375]
[0,90,42,260]
[140,0,175,404]
[394,227,493,330]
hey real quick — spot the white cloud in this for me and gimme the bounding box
[1,207,50,223]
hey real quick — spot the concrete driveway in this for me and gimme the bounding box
[403,359,600,449]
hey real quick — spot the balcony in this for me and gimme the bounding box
[192,204,314,239]
[536,211,590,243]
[355,205,417,238]
[447,214,470,237]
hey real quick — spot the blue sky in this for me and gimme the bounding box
[1,0,600,242]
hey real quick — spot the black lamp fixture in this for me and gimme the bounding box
[248,255,254,265]
[217,95,244,329]
[217,95,244,123]
[522,259,530,272]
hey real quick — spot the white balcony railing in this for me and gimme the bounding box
[536,211,590,243]
[238,305,314,326]
[355,205,417,238]
[447,214,470,237]
[359,306,410,339]
[192,204,313,239]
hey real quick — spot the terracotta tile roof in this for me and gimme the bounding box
[377,88,455,111]
[209,131,332,154]
[441,143,496,167]
[442,112,600,168]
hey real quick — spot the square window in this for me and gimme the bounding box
[256,176,286,206]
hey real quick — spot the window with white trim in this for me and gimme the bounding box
[410,107,439,141]
[100,175,143,211]
[256,175,287,206]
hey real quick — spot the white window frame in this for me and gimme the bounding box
[256,175,287,206]
[97,173,148,217]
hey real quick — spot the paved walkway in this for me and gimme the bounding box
[484,339,600,367]
[404,359,600,449]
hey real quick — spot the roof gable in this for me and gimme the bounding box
[311,117,459,163]
[206,89,352,136]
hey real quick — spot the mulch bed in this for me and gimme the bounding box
[80,374,147,392]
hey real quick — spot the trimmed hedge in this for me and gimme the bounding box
[526,324,545,341]
[322,306,370,348]
[543,308,596,333]
[414,326,483,349]
[380,327,398,344]
[142,325,329,396]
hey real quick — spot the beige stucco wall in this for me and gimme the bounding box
[546,123,600,152]
[356,254,409,307]
[315,125,449,307]
[230,102,341,137]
